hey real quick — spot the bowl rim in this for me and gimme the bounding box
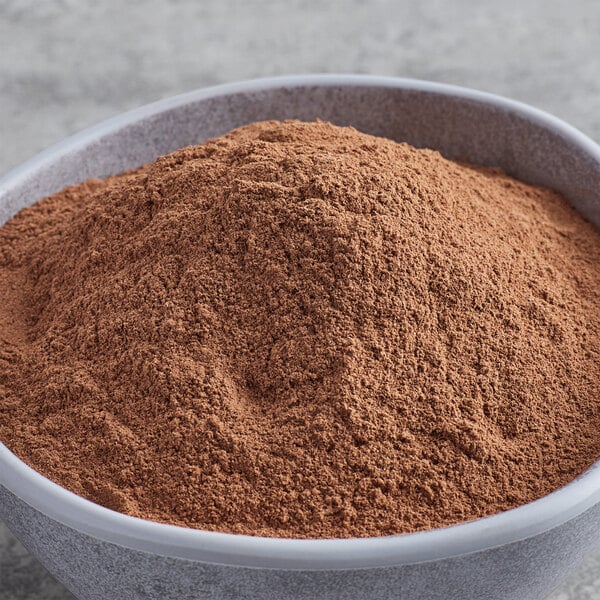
[1,74,600,570]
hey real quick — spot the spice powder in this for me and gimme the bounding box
[1,120,599,538]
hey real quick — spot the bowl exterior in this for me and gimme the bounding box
[1,76,600,600]
[1,484,599,600]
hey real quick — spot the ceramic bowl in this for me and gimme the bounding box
[1,75,600,600]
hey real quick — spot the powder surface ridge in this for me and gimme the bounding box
[1,119,600,538]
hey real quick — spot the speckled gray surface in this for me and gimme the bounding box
[1,1,600,599]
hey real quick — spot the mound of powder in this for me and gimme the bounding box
[1,120,600,538]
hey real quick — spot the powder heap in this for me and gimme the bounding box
[1,120,600,539]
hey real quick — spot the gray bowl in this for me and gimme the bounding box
[1,75,600,600]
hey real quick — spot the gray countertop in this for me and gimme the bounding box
[1,1,599,598]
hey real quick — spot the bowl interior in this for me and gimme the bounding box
[2,76,600,228]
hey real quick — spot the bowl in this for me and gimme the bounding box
[1,75,600,600]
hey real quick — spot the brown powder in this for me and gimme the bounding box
[1,119,600,538]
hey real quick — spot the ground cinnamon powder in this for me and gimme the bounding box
[1,120,600,538]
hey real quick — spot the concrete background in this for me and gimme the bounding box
[0,0,599,598]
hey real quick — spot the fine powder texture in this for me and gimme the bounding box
[1,120,600,538]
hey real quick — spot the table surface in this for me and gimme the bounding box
[1,1,600,598]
